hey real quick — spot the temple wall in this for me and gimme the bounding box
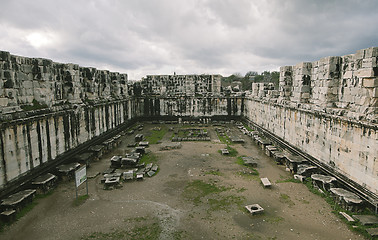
[245,47,377,194]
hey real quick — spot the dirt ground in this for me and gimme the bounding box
[0,123,364,240]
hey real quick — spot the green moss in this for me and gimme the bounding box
[146,127,167,144]
[140,153,158,164]
[73,194,89,207]
[21,99,48,111]
[183,180,228,205]
[304,177,378,239]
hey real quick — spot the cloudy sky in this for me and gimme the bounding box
[1,0,377,80]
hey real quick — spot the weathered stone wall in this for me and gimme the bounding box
[0,51,128,114]
[0,100,134,188]
[137,96,243,118]
[140,74,222,96]
[245,47,378,194]
[278,47,377,122]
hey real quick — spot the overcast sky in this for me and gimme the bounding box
[1,0,377,80]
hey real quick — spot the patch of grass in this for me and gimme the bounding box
[0,190,56,232]
[216,132,233,145]
[205,169,222,176]
[235,156,259,180]
[146,127,167,144]
[242,123,254,132]
[279,194,295,207]
[218,145,238,157]
[237,170,259,181]
[304,177,377,239]
[82,222,162,240]
[237,187,247,193]
[265,216,285,224]
[73,194,89,207]
[182,180,229,205]
[140,152,158,164]
[208,195,245,212]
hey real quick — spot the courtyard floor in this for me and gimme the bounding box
[0,123,364,240]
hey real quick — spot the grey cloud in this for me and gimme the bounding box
[0,0,377,79]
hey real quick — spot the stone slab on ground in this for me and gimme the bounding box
[366,228,378,237]
[260,177,272,188]
[352,215,378,225]
[339,212,355,222]
[245,204,264,215]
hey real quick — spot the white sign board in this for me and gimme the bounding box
[75,166,87,187]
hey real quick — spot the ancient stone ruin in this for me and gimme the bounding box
[0,47,377,217]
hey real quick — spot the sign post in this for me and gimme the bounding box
[75,165,88,199]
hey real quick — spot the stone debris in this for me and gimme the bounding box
[139,141,149,147]
[297,164,318,177]
[31,173,57,194]
[260,178,272,188]
[241,156,258,167]
[352,215,378,226]
[293,174,305,182]
[245,204,264,215]
[365,228,378,237]
[330,188,363,212]
[265,145,277,157]
[0,209,16,222]
[56,162,81,181]
[311,174,337,191]
[221,149,229,155]
[123,170,134,181]
[88,145,105,158]
[284,154,307,173]
[160,142,182,150]
[1,189,36,212]
[151,164,158,172]
[135,146,146,154]
[339,212,355,222]
[135,134,144,142]
[271,151,285,165]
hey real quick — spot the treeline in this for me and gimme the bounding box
[221,71,279,91]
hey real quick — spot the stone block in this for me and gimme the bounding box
[362,57,378,68]
[362,78,378,88]
[373,87,378,98]
[364,47,378,58]
[357,68,375,78]
[301,93,310,99]
[300,85,310,92]
[0,97,8,106]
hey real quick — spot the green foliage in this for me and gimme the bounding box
[146,127,167,144]
[140,153,158,164]
[279,194,295,207]
[21,99,48,111]
[82,222,162,240]
[183,180,228,205]
[265,216,285,224]
[0,190,55,232]
[73,194,89,207]
[304,178,377,239]
[220,70,281,91]
[208,195,245,212]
